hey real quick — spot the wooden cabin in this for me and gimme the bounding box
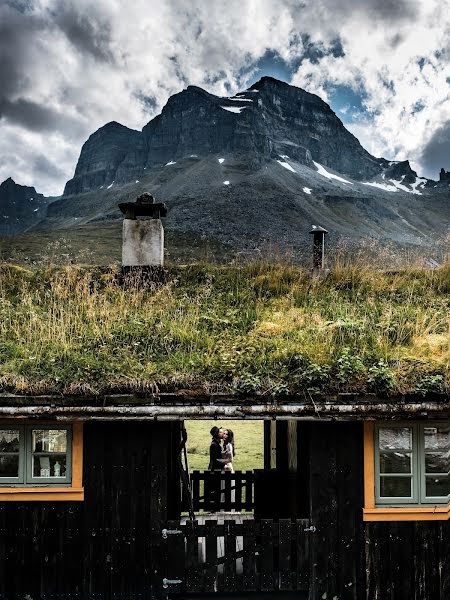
[0,392,448,599]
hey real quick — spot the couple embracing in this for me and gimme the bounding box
[208,426,235,472]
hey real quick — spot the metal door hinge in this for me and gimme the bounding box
[161,528,183,539]
[163,578,183,589]
[304,525,316,533]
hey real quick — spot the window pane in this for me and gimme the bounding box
[424,426,450,451]
[32,430,67,453]
[33,455,66,478]
[379,427,412,451]
[425,474,450,498]
[0,455,19,477]
[380,476,411,497]
[0,430,20,453]
[380,452,411,473]
[425,451,450,474]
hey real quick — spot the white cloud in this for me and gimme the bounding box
[0,0,449,194]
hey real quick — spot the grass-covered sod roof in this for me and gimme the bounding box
[0,263,449,397]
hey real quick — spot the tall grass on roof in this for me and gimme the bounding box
[0,261,448,396]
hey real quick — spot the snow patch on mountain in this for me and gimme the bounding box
[220,106,247,114]
[362,181,398,192]
[313,161,353,184]
[277,160,296,173]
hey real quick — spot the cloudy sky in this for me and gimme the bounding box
[1,0,449,196]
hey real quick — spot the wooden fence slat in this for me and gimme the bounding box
[185,520,202,592]
[235,474,243,511]
[190,470,255,512]
[296,519,310,590]
[192,471,200,512]
[204,520,218,593]
[242,519,256,591]
[245,470,253,511]
[260,519,274,591]
[223,520,237,592]
[279,519,293,591]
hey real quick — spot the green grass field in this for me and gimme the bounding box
[185,420,264,472]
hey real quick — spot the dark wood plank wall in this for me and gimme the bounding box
[366,521,450,600]
[298,421,365,600]
[0,421,181,600]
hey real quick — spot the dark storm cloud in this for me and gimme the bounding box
[0,4,45,98]
[324,0,419,22]
[420,120,450,179]
[0,1,114,136]
[0,98,87,136]
[52,2,115,63]
[33,154,68,181]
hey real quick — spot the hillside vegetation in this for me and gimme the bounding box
[0,262,448,396]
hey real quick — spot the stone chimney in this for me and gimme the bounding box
[119,192,167,267]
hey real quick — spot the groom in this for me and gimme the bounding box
[208,426,223,471]
[208,426,223,511]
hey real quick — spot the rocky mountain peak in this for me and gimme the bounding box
[384,160,417,184]
[64,77,409,196]
[0,177,48,236]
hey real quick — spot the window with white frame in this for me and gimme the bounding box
[375,423,450,506]
[0,425,72,486]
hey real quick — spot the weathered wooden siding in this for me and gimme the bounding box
[297,422,365,600]
[366,521,450,599]
[0,421,180,600]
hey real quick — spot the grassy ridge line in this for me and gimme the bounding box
[0,262,448,396]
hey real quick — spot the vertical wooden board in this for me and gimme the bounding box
[260,519,274,591]
[224,471,232,511]
[296,519,310,590]
[366,522,414,600]
[204,519,218,593]
[150,423,170,600]
[235,473,243,511]
[245,470,253,511]
[223,520,237,592]
[279,519,293,590]
[242,519,256,591]
[309,422,365,600]
[414,522,441,600]
[185,520,201,592]
[163,519,185,594]
[335,422,365,599]
[309,422,338,599]
[296,423,311,519]
[440,521,450,599]
[192,471,200,512]
[203,472,212,513]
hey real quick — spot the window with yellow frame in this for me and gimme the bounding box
[0,422,84,501]
[364,421,450,521]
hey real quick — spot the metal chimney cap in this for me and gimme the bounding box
[309,225,328,234]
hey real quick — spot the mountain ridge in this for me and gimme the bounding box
[1,76,449,260]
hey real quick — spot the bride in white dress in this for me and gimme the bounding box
[219,429,235,509]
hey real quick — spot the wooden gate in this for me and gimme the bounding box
[161,518,312,595]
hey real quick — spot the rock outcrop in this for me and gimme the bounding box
[64,122,146,195]
[0,178,49,235]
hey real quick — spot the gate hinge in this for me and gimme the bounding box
[163,578,183,589]
[161,528,183,540]
[304,525,316,533]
